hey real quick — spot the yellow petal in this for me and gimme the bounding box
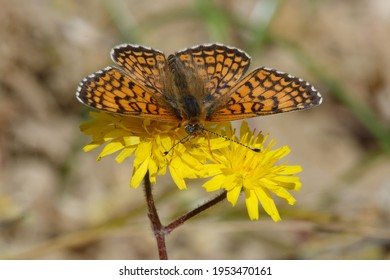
[134,142,152,164]
[169,165,187,190]
[98,140,124,159]
[123,136,140,146]
[203,175,224,192]
[223,174,241,191]
[83,140,105,152]
[244,189,259,220]
[203,164,223,177]
[226,185,241,206]
[130,158,149,188]
[115,147,136,163]
[148,159,158,184]
[279,165,302,175]
[254,187,281,222]
[271,176,302,190]
[104,129,130,140]
[265,183,297,205]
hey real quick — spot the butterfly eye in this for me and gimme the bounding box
[184,123,203,135]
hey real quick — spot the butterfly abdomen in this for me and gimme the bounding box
[180,95,201,120]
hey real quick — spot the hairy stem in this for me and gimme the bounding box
[144,172,168,260]
[165,191,227,233]
[143,172,227,259]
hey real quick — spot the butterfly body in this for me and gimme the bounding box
[77,43,322,135]
[163,54,208,129]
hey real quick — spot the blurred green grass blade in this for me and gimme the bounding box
[102,0,138,42]
[194,0,231,42]
[102,0,253,45]
[316,73,390,153]
[277,39,390,153]
[136,8,199,36]
[245,0,282,53]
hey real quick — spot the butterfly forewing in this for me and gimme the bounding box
[175,44,251,98]
[111,44,167,94]
[76,66,177,121]
[210,67,322,121]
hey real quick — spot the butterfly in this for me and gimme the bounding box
[76,43,322,135]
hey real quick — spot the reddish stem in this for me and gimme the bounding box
[144,172,168,260]
[143,172,227,260]
[164,191,227,233]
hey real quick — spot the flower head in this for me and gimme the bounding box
[80,111,227,189]
[203,123,302,221]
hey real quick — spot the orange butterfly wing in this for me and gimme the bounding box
[209,67,323,121]
[76,66,178,122]
[110,44,167,94]
[77,44,184,122]
[175,43,251,98]
[77,44,322,125]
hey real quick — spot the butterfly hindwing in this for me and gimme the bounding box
[210,67,322,121]
[175,43,251,98]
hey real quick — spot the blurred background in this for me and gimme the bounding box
[1,0,390,260]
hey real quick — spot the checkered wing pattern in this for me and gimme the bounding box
[77,44,322,125]
[76,66,177,121]
[175,44,251,98]
[110,44,167,94]
[210,67,322,121]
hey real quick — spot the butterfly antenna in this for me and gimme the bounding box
[201,127,261,152]
[163,135,191,156]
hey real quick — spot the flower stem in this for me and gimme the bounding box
[143,172,227,259]
[144,171,168,260]
[165,191,227,233]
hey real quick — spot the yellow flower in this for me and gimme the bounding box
[80,111,228,189]
[203,123,302,221]
[80,112,302,221]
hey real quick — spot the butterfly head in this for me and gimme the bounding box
[184,123,204,136]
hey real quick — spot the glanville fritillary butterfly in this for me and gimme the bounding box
[76,43,322,135]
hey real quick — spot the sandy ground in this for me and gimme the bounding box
[1,0,389,259]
